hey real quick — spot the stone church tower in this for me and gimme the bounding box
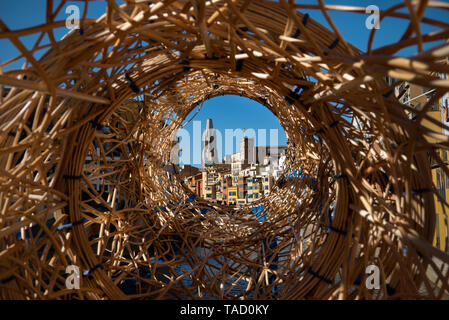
[202,118,218,165]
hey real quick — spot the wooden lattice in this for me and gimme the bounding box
[1,0,449,300]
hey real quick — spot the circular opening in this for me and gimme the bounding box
[176,95,288,206]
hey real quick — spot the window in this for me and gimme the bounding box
[427,93,439,111]
[436,216,440,249]
[436,168,446,201]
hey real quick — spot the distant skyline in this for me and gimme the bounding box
[177,95,288,168]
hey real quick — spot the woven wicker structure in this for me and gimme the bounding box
[1,0,449,299]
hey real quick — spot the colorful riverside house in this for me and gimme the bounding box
[248,177,263,202]
[252,177,263,201]
[395,64,449,251]
[202,170,216,201]
[221,176,232,205]
[247,177,254,203]
[237,176,248,206]
[216,185,223,203]
[227,186,238,206]
[262,175,274,195]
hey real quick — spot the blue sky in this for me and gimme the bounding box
[179,95,287,166]
[1,1,448,166]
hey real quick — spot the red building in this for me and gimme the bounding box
[221,176,233,205]
[238,176,248,205]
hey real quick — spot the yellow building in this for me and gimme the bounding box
[399,72,448,252]
[201,170,221,201]
[252,179,263,201]
[201,166,232,203]
[228,186,238,205]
